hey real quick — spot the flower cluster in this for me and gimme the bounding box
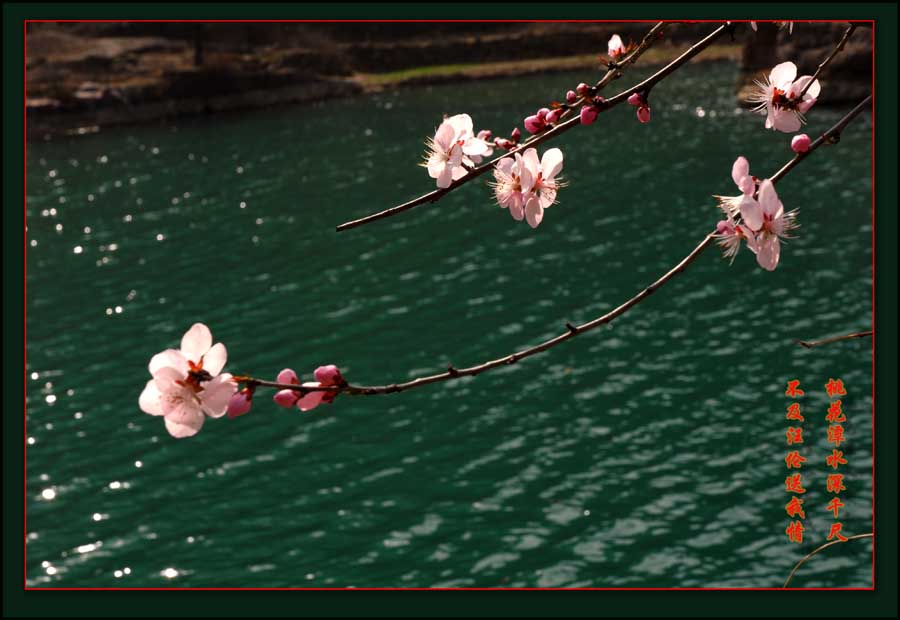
[139,323,237,438]
[273,365,346,412]
[423,114,492,188]
[491,147,564,228]
[747,62,820,133]
[714,157,798,271]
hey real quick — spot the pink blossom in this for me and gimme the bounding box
[580,105,598,125]
[791,133,811,153]
[737,179,799,271]
[469,129,495,164]
[747,62,820,132]
[519,147,565,229]
[227,389,253,418]
[491,155,529,221]
[423,114,490,188]
[139,323,236,438]
[607,34,627,58]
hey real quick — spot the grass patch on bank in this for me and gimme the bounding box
[359,44,742,90]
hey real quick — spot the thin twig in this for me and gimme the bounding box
[242,95,871,397]
[797,24,857,100]
[335,22,729,233]
[782,533,873,588]
[794,330,873,348]
[770,94,871,184]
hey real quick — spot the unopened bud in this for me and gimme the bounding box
[791,133,811,153]
[580,105,598,126]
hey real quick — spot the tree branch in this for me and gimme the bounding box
[797,24,857,100]
[335,22,729,233]
[782,533,873,588]
[794,330,873,348]
[242,94,871,397]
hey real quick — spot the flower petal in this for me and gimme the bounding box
[538,188,557,210]
[436,164,453,188]
[462,138,489,157]
[731,157,750,188]
[297,389,326,412]
[739,195,764,232]
[524,195,544,229]
[756,235,781,271]
[433,121,455,151]
[149,349,188,377]
[446,114,474,138]
[771,108,802,133]
[164,414,204,438]
[427,154,446,179]
[792,76,821,100]
[139,379,164,416]
[757,179,783,218]
[518,156,535,193]
[541,148,564,180]
[180,323,213,362]
[200,374,236,418]
[160,387,202,425]
[153,366,185,394]
[202,343,227,376]
[509,194,525,221]
[769,62,797,88]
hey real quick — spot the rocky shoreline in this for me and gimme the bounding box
[25,22,871,139]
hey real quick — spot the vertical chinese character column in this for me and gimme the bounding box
[825,378,848,542]
[784,379,806,543]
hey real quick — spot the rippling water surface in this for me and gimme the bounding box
[25,61,873,588]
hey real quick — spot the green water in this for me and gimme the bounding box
[25,61,873,588]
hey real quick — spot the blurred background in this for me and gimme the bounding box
[25,21,873,588]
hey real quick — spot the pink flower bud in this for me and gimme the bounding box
[510,127,521,142]
[477,129,492,141]
[716,220,732,235]
[791,133,811,153]
[494,138,514,150]
[536,107,550,120]
[627,92,644,106]
[227,389,253,418]
[576,82,590,96]
[566,90,577,104]
[276,368,298,385]
[273,389,298,408]
[524,115,545,134]
[797,97,817,114]
[580,105,598,126]
[314,364,344,386]
[637,106,652,124]
[545,108,564,124]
